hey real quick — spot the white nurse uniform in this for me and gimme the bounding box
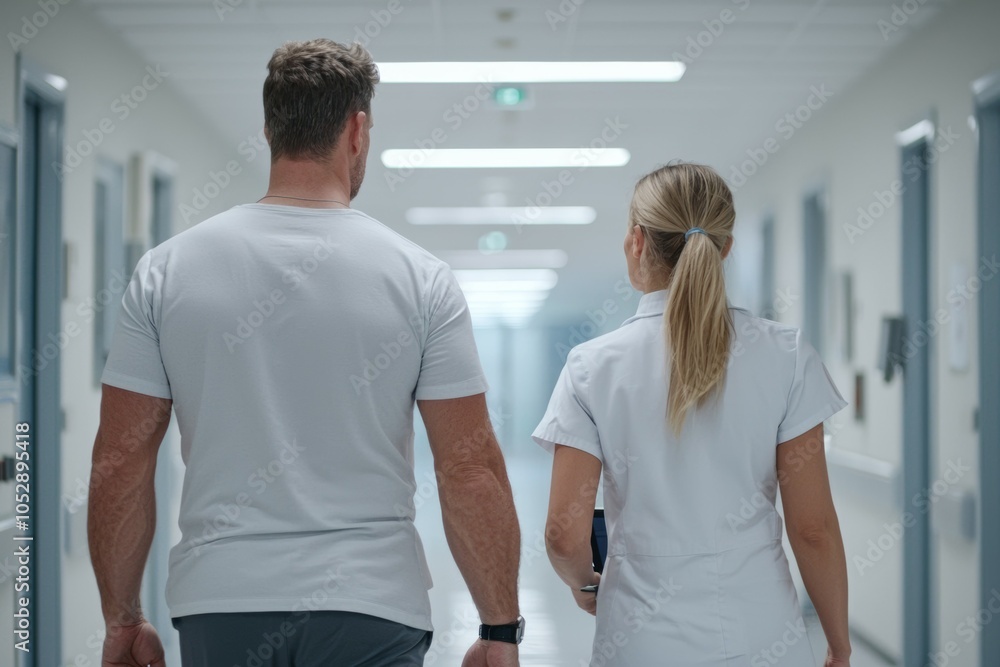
[534,289,847,666]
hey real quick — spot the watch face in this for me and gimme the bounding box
[516,616,525,642]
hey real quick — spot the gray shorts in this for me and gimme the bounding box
[172,610,432,667]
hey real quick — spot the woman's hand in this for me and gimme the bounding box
[571,572,601,616]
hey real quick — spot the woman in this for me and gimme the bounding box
[533,163,851,666]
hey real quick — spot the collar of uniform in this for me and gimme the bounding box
[621,289,744,328]
[621,289,669,326]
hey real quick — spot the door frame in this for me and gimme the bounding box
[16,54,65,667]
[759,214,776,318]
[895,115,935,667]
[143,151,177,648]
[0,115,21,667]
[801,185,828,356]
[0,124,18,402]
[974,70,1000,667]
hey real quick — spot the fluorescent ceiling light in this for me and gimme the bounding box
[464,291,549,304]
[460,280,558,293]
[467,296,547,309]
[453,269,558,291]
[381,148,630,169]
[470,314,538,329]
[438,249,569,270]
[473,310,538,317]
[469,302,542,311]
[455,269,558,328]
[468,302,545,315]
[472,316,536,329]
[467,292,549,313]
[466,300,547,328]
[377,61,686,84]
[408,206,596,226]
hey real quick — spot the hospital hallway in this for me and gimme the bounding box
[1,0,1000,665]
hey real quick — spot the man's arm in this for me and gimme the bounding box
[418,394,520,625]
[88,384,171,628]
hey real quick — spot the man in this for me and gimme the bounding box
[88,39,522,667]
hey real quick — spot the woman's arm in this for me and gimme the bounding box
[777,424,851,665]
[546,445,603,614]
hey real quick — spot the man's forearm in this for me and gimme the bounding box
[87,431,157,626]
[438,465,521,625]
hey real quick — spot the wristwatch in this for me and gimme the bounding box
[479,616,525,645]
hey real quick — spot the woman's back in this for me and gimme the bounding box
[535,294,845,665]
[536,163,851,667]
[578,296,838,551]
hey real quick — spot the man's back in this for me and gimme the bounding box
[90,39,521,667]
[102,202,488,629]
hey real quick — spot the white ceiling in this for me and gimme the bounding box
[84,0,946,325]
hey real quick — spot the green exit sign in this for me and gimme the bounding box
[494,86,527,106]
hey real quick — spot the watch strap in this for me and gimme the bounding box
[479,621,520,644]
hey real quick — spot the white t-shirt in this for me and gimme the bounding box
[102,203,489,630]
[533,289,847,665]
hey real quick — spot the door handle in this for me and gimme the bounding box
[0,456,16,482]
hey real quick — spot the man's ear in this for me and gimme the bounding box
[350,111,367,156]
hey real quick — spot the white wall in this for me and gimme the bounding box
[731,0,998,662]
[0,0,262,663]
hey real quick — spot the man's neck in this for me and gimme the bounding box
[262,157,352,209]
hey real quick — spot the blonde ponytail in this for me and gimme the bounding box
[628,163,735,434]
[665,231,731,432]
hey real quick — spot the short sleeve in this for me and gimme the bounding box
[776,330,848,444]
[100,251,172,399]
[532,350,602,461]
[413,264,489,400]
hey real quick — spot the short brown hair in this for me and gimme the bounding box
[263,39,379,162]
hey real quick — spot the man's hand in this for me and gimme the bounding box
[824,647,851,667]
[102,620,166,667]
[461,639,519,667]
[571,572,601,616]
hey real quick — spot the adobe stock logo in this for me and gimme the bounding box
[670,0,751,67]
[54,65,170,181]
[349,315,422,394]
[349,332,415,393]
[728,84,833,192]
[748,618,808,666]
[223,290,286,353]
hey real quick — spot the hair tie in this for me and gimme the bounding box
[684,227,707,241]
